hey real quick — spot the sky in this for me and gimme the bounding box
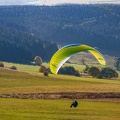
[0,0,120,5]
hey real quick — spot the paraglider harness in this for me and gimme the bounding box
[70,99,78,108]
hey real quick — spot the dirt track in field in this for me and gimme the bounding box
[0,92,120,101]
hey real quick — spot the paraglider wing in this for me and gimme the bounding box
[56,56,71,74]
[88,50,106,66]
[50,44,106,74]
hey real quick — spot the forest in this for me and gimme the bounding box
[0,26,58,62]
[0,4,120,62]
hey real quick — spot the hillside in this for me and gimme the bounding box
[0,4,120,63]
[0,26,58,62]
[68,52,115,68]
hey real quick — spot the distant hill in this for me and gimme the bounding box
[68,52,115,69]
[0,4,120,63]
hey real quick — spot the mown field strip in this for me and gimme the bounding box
[0,98,120,120]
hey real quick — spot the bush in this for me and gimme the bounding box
[34,56,42,66]
[39,65,47,73]
[114,57,120,71]
[74,70,81,77]
[58,66,80,76]
[0,62,4,67]
[88,66,100,77]
[10,66,17,70]
[99,67,118,79]
[84,65,118,79]
[43,71,49,76]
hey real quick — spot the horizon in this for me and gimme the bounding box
[0,0,120,6]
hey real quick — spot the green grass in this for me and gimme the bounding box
[0,98,120,120]
[0,62,120,120]
[0,68,120,94]
[3,61,86,73]
[3,62,41,73]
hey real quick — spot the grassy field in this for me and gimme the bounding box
[0,98,120,120]
[0,68,120,94]
[0,62,120,120]
[3,61,85,73]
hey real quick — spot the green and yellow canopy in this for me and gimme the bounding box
[50,44,106,74]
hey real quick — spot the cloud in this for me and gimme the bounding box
[0,0,119,5]
[0,0,23,5]
[25,0,120,5]
[28,0,91,5]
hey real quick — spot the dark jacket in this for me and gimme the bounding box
[70,100,78,107]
